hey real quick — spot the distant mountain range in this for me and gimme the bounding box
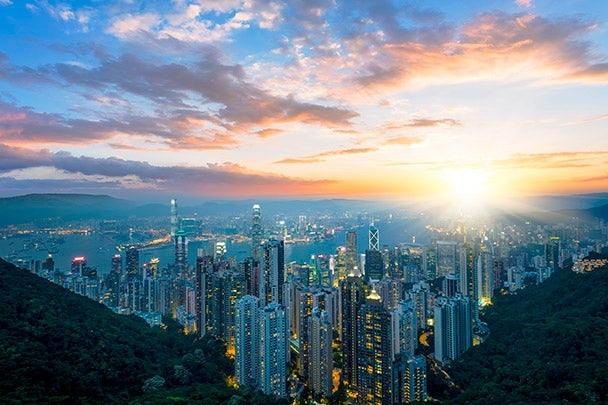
[0,192,608,226]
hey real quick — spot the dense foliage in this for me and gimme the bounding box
[0,259,249,403]
[442,261,608,404]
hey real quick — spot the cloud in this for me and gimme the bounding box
[0,0,12,6]
[352,11,600,90]
[383,136,424,146]
[274,146,377,164]
[516,0,532,7]
[384,118,461,130]
[562,113,608,126]
[492,151,608,170]
[255,128,286,138]
[0,143,336,197]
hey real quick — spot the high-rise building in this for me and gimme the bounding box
[240,257,259,297]
[340,268,366,388]
[391,300,418,359]
[235,294,260,389]
[308,307,333,397]
[170,198,179,238]
[392,354,427,404]
[210,269,246,351]
[126,246,139,279]
[174,229,188,276]
[71,256,86,276]
[259,302,288,398]
[311,254,331,287]
[356,289,393,405]
[296,287,315,377]
[369,225,379,251]
[333,246,347,287]
[345,231,358,272]
[406,282,430,330]
[195,251,213,336]
[433,294,472,365]
[260,239,285,305]
[364,249,384,283]
[214,241,227,263]
[443,273,460,297]
[251,204,263,260]
[476,247,494,305]
[436,240,457,277]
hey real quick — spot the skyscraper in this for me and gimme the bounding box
[364,249,384,283]
[170,198,178,238]
[345,231,358,272]
[340,268,366,388]
[308,307,333,397]
[235,294,260,388]
[392,354,427,404]
[433,294,472,364]
[260,239,285,305]
[174,229,188,276]
[251,204,262,260]
[369,224,379,251]
[436,240,457,277]
[195,251,213,336]
[259,302,287,398]
[476,246,494,305]
[391,300,418,359]
[356,289,393,405]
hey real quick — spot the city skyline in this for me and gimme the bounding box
[0,1,607,204]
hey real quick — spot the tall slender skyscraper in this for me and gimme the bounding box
[345,231,358,273]
[235,294,260,388]
[308,307,333,397]
[436,240,457,277]
[392,354,427,404]
[259,239,285,305]
[357,289,393,405]
[170,198,178,238]
[340,268,366,388]
[174,229,188,276]
[251,204,262,260]
[259,302,287,398]
[369,224,379,251]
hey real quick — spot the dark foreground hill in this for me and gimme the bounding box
[440,259,608,404]
[0,259,278,404]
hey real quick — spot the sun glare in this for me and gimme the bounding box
[445,168,487,199]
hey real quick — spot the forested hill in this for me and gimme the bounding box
[0,258,275,404]
[442,258,608,404]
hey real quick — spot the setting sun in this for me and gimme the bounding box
[445,168,487,199]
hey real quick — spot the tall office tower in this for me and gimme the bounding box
[174,229,188,276]
[71,256,86,276]
[364,249,384,283]
[545,236,560,273]
[251,204,263,260]
[259,302,288,398]
[296,287,315,377]
[345,231,358,272]
[148,257,159,279]
[298,214,307,236]
[459,243,478,320]
[433,294,472,365]
[436,240,457,277]
[180,217,197,238]
[106,254,122,307]
[308,307,333,397]
[392,354,427,404]
[195,251,214,336]
[340,269,367,388]
[311,254,331,287]
[391,300,418,359]
[170,198,178,238]
[240,257,259,296]
[42,254,55,273]
[369,224,380,251]
[126,246,140,279]
[260,239,285,305]
[333,246,347,287]
[210,270,246,352]
[443,273,460,297]
[476,247,494,305]
[111,254,122,274]
[235,295,260,389]
[357,289,393,405]
[381,245,391,275]
[492,257,505,292]
[406,282,430,330]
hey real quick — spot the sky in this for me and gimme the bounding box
[0,0,607,205]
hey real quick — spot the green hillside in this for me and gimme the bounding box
[0,258,248,404]
[441,260,608,404]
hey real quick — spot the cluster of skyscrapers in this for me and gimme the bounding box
[21,199,573,404]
